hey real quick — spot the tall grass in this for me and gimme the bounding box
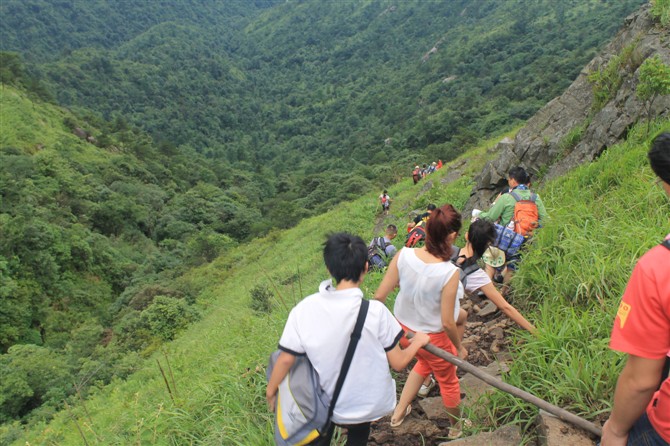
[478,118,670,434]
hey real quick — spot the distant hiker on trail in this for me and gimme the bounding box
[421,163,428,178]
[600,132,670,446]
[375,204,470,442]
[379,190,392,215]
[408,203,437,231]
[405,204,437,248]
[475,166,548,295]
[412,165,421,184]
[437,159,443,169]
[368,225,398,270]
[427,162,437,174]
[266,232,429,446]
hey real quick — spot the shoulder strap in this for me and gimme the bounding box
[661,239,670,250]
[327,299,369,419]
[377,237,388,252]
[509,191,522,202]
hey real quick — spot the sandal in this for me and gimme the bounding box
[390,404,412,427]
[447,418,472,439]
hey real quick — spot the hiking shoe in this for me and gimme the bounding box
[418,376,436,398]
[447,418,472,440]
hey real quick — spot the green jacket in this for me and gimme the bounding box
[479,189,548,227]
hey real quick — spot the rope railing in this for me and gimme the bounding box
[406,333,603,437]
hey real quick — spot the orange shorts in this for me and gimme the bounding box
[399,324,461,408]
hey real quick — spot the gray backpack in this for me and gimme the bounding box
[267,299,369,445]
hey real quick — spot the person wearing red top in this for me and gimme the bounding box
[601,132,670,446]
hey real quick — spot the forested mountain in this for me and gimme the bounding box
[0,0,650,430]
[1,0,645,233]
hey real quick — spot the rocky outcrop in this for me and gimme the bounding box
[466,4,670,213]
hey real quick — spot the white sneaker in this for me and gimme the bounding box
[418,376,436,398]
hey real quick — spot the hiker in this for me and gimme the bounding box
[437,159,443,169]
[408,203,437,230]
[405,204,437,248]
[368,225,398,270]
[412,165,421,184]
[266,233,430,446]
[477,166,548,295]
[417,219,537,398]
[427,162,437,174]
[421,163,429,178]
[375,204,470,441]
[379,190,391,215]
[600,132,670,446]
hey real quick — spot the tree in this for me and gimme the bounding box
[636,55,670,134]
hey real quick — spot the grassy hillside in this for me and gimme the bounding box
[7,116,669,444]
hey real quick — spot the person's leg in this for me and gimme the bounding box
[390,369,424,424]
[309,423,335,445]
[343,422,371,446]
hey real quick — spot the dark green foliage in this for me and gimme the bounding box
[140,296,199,342]
[249,284,273,313]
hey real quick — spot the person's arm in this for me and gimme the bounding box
[601,355,665,446]
[374,254,400,303]
[479,195,509,223]
[385,244,397,258]
[266,351,296,411]
[440,273,467,359]
[386,331,430,371]
[479,282,536,333]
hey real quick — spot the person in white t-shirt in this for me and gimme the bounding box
[375,204,469,441]
[266,232,429,446]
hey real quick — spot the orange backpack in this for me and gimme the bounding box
[510,191,539,237]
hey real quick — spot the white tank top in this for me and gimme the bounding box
[393,247,464,333]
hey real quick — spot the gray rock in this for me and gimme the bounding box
[419,396,451,421]
[465,4,670,215]
[536,410,598,446]
[444,424,523,446]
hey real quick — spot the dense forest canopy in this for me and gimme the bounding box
[0,0,648,429]
[1,0,646,231]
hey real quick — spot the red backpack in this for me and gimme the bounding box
[510,191,539,237]
[405,224,426,248]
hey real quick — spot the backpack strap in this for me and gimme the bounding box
[327,299,369,421]
[661,239,670,250]
[377,237,388,254]
[510,190,537,203]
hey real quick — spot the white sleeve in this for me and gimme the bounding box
[372,301,404,351]
[277,307,306,356]
[464,268,492,293]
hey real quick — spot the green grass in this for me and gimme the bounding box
[8,110,670,444]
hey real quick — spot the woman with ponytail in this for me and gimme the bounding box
[375,204,469,440]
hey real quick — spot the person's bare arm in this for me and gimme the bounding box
[374,254,400,304]
[601,354,665,446]
[441,273,467,359]
[479,282,536,333]
[265,351,296,411]
[386,331,430,371]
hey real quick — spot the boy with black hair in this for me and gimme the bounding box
[266,232,429,445]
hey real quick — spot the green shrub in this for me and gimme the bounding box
[140,296,199,341]
[249,284,273,314]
